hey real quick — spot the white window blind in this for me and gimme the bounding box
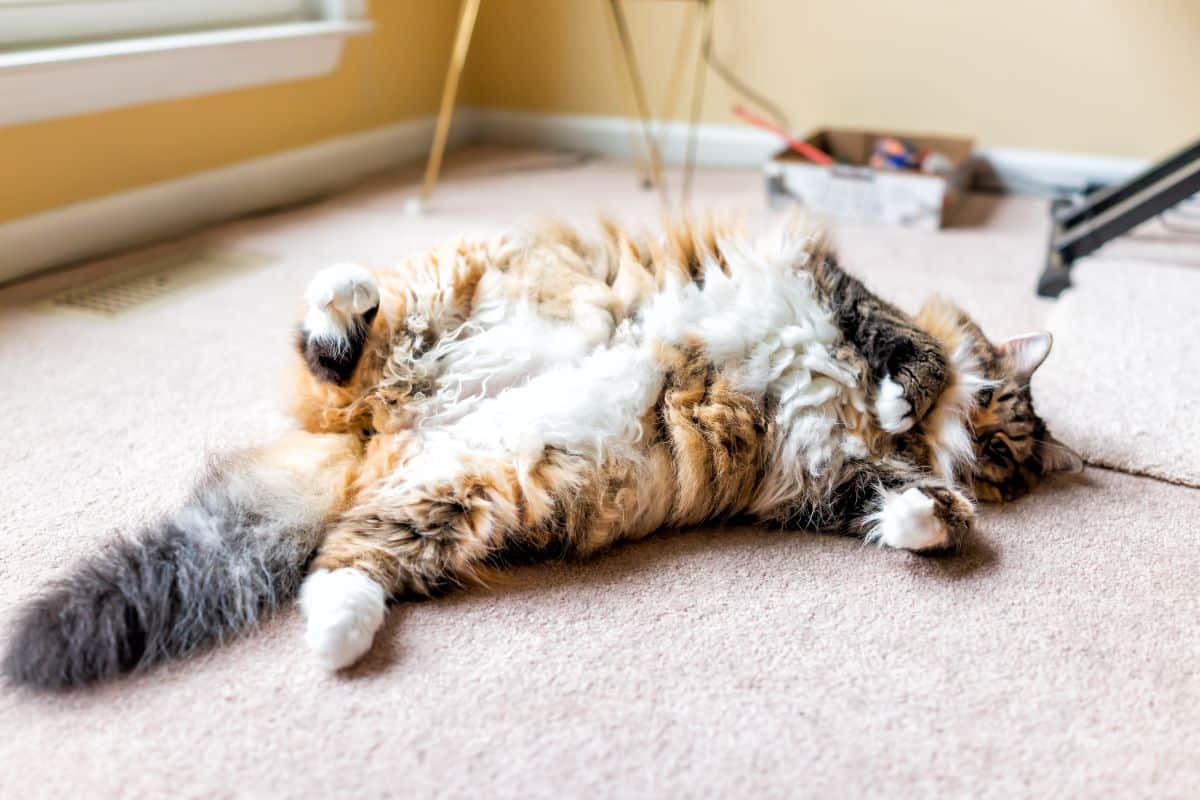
[0,0,327,51]
[0,0,370,126]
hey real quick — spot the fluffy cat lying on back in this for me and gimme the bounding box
[5,216,1081,689]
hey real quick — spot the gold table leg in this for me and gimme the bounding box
[411,0,482,213]
[681,0,713,209]
[661,1,700,128]
[607,0,670,212]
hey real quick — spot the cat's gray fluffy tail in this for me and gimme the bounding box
[3,431,359,690]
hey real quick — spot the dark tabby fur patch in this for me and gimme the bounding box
[810,254,948,420]
[298,305,378,385]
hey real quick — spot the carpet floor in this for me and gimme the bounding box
[1,149,1197,799]
[1040,257,1200,487]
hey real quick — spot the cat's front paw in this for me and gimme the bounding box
[299,567,387,671]
[870,487,950,552]
[869,486,973,553]
[303,263,380,341]
[874,375,914,434]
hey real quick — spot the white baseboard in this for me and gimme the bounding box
[975,147,1146,194]
[471,108,1148,192]
[470,108,780,168]
[468,107,1152,194]
[0,112,473,284]
[0,105,1151,283]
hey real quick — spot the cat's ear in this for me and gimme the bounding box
[997,332,1053,377]
[1038,434,1084,473]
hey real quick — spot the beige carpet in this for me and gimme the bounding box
[2,149,1198,798]
[1039,257,1200,487]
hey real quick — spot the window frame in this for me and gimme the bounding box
[0,0,320,50]
[0,0,372,126]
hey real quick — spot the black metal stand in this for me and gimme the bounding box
[1037,136,1200,297]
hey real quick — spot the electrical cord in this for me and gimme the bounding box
[680,0,797,205]
[698,0,792,134]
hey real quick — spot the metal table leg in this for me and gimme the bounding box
[409,0,481,214]
[607,0,670,211]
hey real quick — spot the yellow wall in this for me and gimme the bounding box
[6,0,1199,225]
[464,0,1200,160]
[0,1,460,222]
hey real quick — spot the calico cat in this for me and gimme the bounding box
[4,216,1081,689]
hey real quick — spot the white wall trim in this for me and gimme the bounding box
[470,108,1147,192]
[974,146,1146,194]
[470,108,782,168]
[0,113,473,284]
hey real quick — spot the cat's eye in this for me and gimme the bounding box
[977,387,994,405]
[995,391,1016,403]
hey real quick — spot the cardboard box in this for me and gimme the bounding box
[767,128,974,230]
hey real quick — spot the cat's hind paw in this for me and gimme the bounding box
[299,568,387,672]
[868,487,951,553]
[874,375,914,434]
[300,264,380,384]
[303,263,380,342]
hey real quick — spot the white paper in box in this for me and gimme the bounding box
[767,128,974,231]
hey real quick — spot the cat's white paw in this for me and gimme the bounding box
[303,264,380,341]
[299,567,387,672]
[875,375,914,434]
[871,487,950,552]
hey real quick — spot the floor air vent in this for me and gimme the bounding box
[46,248,269,316]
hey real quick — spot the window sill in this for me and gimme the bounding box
[0,21,373,126]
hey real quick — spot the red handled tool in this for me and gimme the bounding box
[732,104,834,166]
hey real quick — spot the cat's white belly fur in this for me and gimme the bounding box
[397,229,869,509]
